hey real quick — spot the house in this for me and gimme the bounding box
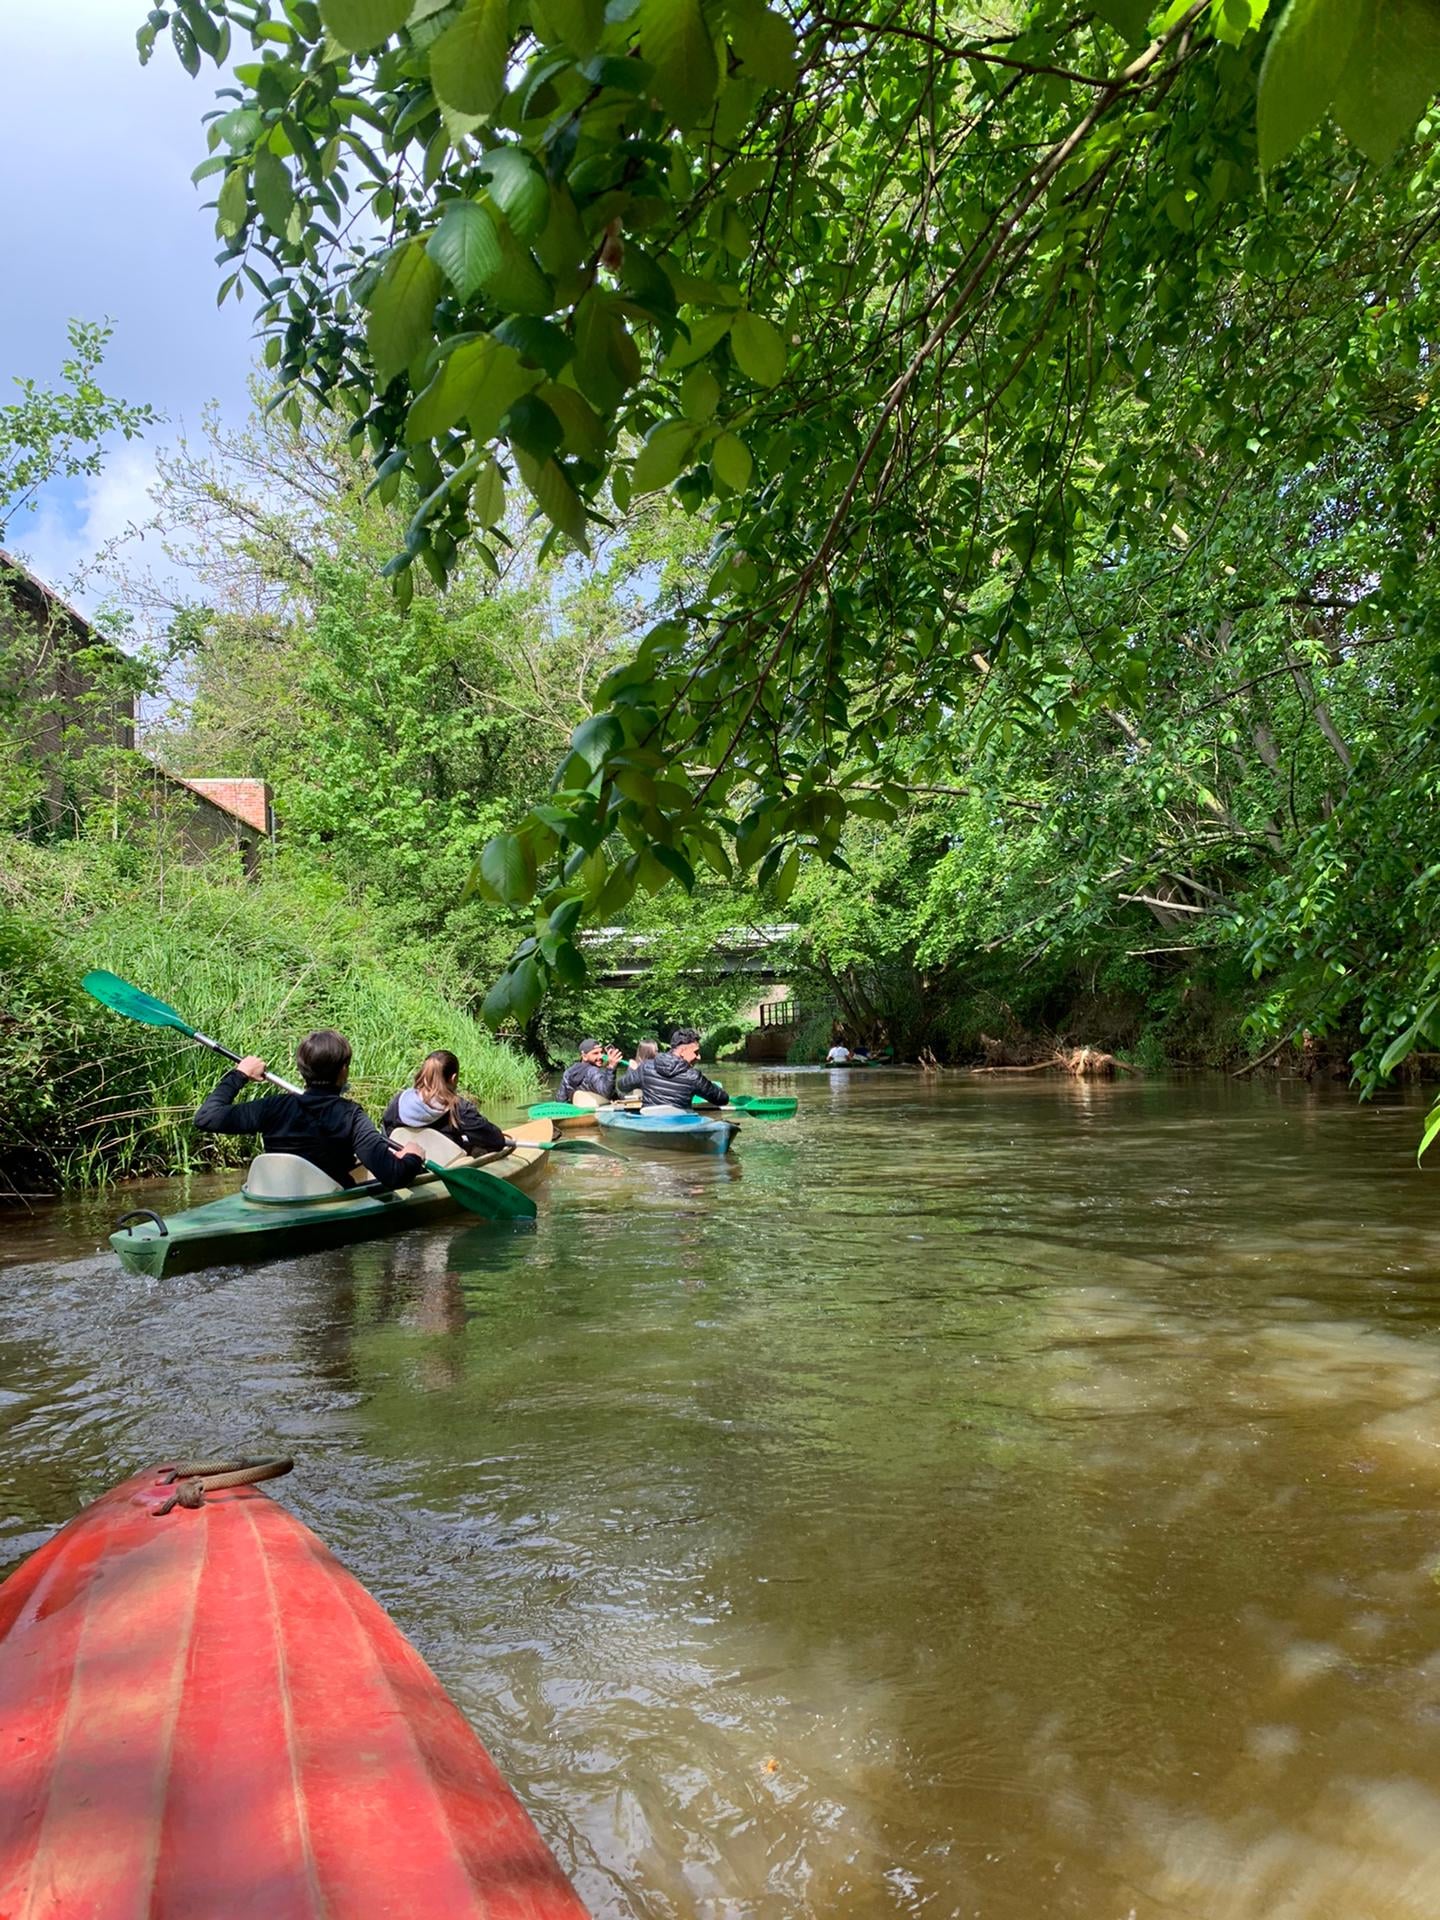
[1,552,274,870]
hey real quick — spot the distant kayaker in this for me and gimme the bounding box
[826,1042,853,1065]
[382,1051,514,1156]
[556,1037,623,1103]
[193,1029,426,1189]
[636,1028,729,1111]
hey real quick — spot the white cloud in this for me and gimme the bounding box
[12,444,161,612]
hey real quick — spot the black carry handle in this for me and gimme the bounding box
[115,1209,169,1237]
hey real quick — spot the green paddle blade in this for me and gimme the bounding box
[425,1158,537,1221]
[736,1097,798,1117]
[537,1137,618,1157]
[83,970,197,1036]
[528,1100,591,1119]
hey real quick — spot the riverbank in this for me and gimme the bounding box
[0,836,537,1196]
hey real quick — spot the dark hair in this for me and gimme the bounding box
[296,1028,352,1088]
[414,1049,461,1120]
[634,1039,659,1062]
[670,1027,700,1047]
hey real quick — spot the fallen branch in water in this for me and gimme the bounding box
[975,1047,1139,1078]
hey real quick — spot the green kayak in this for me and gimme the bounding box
[110,1125,550,1279]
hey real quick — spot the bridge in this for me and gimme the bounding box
[579,924,799,988]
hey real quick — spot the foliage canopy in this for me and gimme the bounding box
[152,0,1440,1067]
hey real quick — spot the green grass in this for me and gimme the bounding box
[0,837,539,1194]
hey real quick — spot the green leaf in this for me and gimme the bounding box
[1257,0,1359,169]
[632,419,701,493]
[680,366,721,420]
[571,711,625,766]
[496,317,573,375]
[216,166,249,237]
[1093,0,1152,38]
[319,0,410,50]
[481,972,513,1027]
[573,293,640,410]
[636,0,718,127]
[506,391,565,460]
[711,430,752,490]
[367,241,444,386]
[486,218,556,314]
[480,831,537,904]
[1331,0,1440,166]
[725,0,796,87]
[480,148,551,240]
[730,310,787,385]
[530,0,604,55]
[427,200,502,299]
[662,310,734,371]
[539,382,606,461]
[515,448,590,549]
[253,146,294,238]
[430,0,509,116]
[472,456,506,526]
[1420,1099,1440,1163]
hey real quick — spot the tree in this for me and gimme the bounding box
[152,0,1440,1039]
[0,320,157,542]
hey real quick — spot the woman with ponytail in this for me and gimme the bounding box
[382,1051,513,1156]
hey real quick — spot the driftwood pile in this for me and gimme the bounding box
[972,1034,1138,1078]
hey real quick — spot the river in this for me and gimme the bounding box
[4,1070,1440,1918]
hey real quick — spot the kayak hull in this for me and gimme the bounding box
[111,1132,550,1279]
[0,1467,589,1919]
[594,1107,739,1155]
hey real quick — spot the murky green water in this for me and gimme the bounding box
[5,1071,1440,1917]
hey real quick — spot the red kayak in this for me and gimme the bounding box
[0,1461,590,1918]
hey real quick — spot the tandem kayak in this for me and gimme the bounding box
[109,1120,553,1279]
[0,1461,589,1919]
[594,1106,739,1154]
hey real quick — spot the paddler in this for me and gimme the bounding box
[556,1037,623,1104]
[382,1050,515,1156]
[636,1028,730,1111]
[193,1028,426,1189]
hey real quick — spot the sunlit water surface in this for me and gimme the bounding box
[5,1071,1440,1918]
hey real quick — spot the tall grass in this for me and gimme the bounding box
[0,838,539,1195]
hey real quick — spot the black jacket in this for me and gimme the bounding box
[556,1060,616,1103]
[380,1092,506,1157]
[194,1070,425,1189]
[637,1052,728,1110]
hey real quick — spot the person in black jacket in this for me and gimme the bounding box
[193,1029,426,1189]
[556,1037,622,1104]
[382,1050,513,1157]
[637,1028,729,1111]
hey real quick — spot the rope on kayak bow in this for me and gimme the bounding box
[152,1456,294,1515]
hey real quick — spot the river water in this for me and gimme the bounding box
[5,1070,1440,1918]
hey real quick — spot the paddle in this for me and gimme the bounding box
[83,970,536,1223]
[525,1137,618,1158]
[83,970,304,1092]
[527,1100,592,1119]
[691,1092,798,1119]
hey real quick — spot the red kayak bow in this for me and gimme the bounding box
[0,1462,590,1918]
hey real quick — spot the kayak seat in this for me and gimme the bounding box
[244,1153,344,1200]
[389,1124,465,1168]
[572,1090,604,1111]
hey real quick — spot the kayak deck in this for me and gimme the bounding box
[0,1465,589,1918]
[111,1126,551,1278]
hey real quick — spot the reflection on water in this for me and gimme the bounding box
[5,1073,1440,1916]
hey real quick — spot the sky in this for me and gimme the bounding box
[3,0,258,608]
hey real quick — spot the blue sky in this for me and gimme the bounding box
[3,0,257,604]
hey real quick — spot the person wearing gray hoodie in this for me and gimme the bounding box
[382,1050,513,1157]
